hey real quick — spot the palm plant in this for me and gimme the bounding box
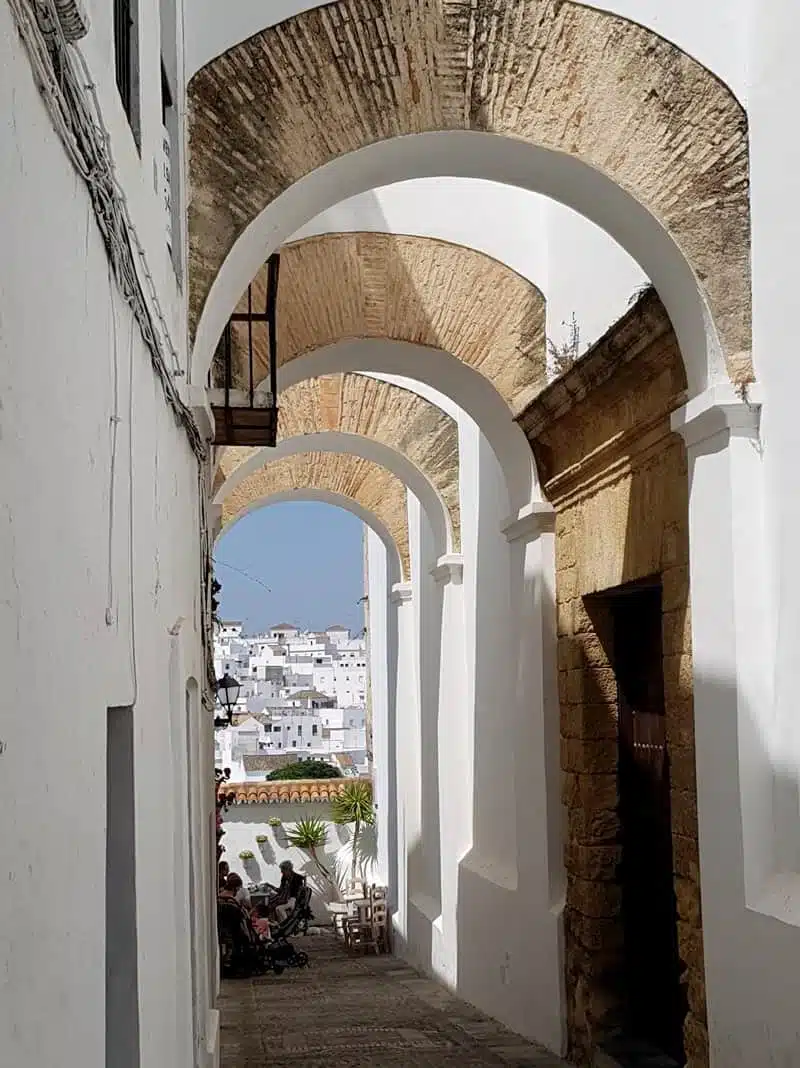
[286,817,331,880]
[331,781,375,884]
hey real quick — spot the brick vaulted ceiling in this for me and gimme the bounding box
[220,452,411,580]
[214,371,461,549]
[188,0,752,381]
[215,234,548,418]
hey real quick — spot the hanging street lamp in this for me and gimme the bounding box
[215,672,241,726]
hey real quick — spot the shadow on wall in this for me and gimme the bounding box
[221,801,381,914]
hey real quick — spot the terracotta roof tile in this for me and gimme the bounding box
[224,777,371,805]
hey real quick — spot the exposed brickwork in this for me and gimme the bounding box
[217,235,547,416]
[526,298,708,1067]
[215,371,461,549]
[188,1,751,380]
[221,451,411,579]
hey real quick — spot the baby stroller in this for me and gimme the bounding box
[262,882,315,973]
[217,897,269,978]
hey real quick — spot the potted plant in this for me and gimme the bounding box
[268,816,282,828]
[286,817,332,882]
[238,850,255,860]
[255,834,268,844]
[331,781,375,885]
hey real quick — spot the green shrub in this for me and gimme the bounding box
[266,759,342,781]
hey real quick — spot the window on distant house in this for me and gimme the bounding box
[292,741,297,748]
[297,725,302,735]
[113,0,140,147]
[312,725,318,736]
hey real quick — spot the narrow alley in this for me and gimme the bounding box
[219,933,567,1067]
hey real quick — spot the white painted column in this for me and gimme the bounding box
[408,494,443,934]
[504,503,566,1054]
[366,528,392,889]
[430,553,467,989]
[390,580,417,956]
[670,386,799,1063]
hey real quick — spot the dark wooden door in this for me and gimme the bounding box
[613,586,686,1063]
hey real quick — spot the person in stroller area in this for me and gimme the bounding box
[217,876,264,978]
[268,860,304,923]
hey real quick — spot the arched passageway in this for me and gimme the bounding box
[220,451,412,581]
[214,371,461,554]
[188,0,752,395]
[190,7,764,1066]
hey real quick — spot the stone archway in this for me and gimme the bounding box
[220,451,411,581]
[215,234,547,417]
[188,0,751,390]
[214,371,461,550]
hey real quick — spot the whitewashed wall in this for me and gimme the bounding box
[0,2,214,1067]
[221,801,379,916]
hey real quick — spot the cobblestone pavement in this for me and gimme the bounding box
[219,931,569,1067]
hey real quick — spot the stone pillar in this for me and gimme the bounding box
[430,554,467,988]
[408,495,443,930]
[504,503,567,1055]
[365,528,393,891]
[389,581,417,956]
[671,384,768,1066]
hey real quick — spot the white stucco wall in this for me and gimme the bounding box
[221,801,379,916]
[0,3,213,1066]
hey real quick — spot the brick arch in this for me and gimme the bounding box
[214,371,461,549]
[188,0,751,385]
[215,234,547,417]
[220,451,411,580]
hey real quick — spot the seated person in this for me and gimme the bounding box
[226,872,252,911]
[250,902,271,941]
[218,860,230,890]
[268,860,304,923]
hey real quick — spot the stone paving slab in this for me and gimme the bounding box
[219,932,569,1067]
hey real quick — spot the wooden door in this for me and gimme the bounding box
[613,586,686,1063]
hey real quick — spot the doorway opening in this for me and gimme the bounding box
[600,579,687,1066]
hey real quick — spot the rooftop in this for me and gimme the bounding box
[222,776,371,805]
[241,754,293,773]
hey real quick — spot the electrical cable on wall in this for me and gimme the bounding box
[8,0,204,461]
[8,0,216,698]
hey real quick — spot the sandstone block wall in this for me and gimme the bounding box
[524,293,707,1067]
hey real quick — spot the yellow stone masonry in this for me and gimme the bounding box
[215,371,461,549]
[221,451,411,580]
[189,2,752,380]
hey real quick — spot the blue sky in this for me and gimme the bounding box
[214,502,365,636]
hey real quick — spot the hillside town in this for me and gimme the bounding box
[213,621,369,780]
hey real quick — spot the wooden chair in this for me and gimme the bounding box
[344,884,389,955]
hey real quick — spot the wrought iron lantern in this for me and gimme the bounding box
[211,252,280,446]
[215,672,241,726]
